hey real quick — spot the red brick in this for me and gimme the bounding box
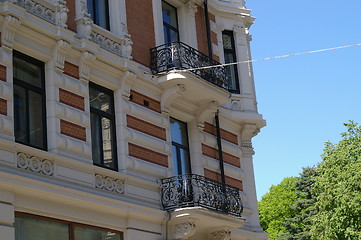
[211,31,217,45]
[60,119,86,141]
[127,115,166,140]
[128,143,168,167]
[130,90,161,113]
[0,65,6,82]
[126,0,155,67]
[66,0,77,32]
[204,168,243,191]
[203,122,238,145]
[64,61,79,79]
[0,99,7,115]
[59,88,84,111]
[202,144,240,168]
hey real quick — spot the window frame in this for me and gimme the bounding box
[13,51,47,151]
[222,30,240,94]
[162,0,180,44]
[170,117,191,176]
[87,0,110,30]
[15,212,124,240]
[89,82,118,171]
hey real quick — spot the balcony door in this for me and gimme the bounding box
[162,1,179,44]
[170,118,191,176]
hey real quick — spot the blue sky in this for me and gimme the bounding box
[246,0,361,200]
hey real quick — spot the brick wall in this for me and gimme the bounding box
[126,0,155,67]
[127,115,166,140]
[0,99,7,115]
[202,144,240,168]
[130,90,161,113]
[64,61,79,79]
[66,0,77,32]
[204,168,243,191]
[203,122,238,145]
[59,88,85,111]
[0,65,6,82]
[60,119,86,141]
[128,143,168,167]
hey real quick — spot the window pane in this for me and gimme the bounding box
[74,225,122,240]
[101,117,114,168]
[225,53,237,90]
[90,87,111,113]
[15,215,69,240]
[222,34,232,50]
[87,0,95,20]
[95,0,109,29]
[14,85,27,144]
[91,113,102,165]
[162,2,177,28]
[180,148,191,174]
[13,55,42,87]
[170,118,188,146]
[29,91,44,148]
[172,145,180,176]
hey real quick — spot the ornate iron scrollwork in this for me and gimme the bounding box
[150,42,228,90]
[160,174,243,217]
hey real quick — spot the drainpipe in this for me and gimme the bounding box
[204,0,213,62]
[215,110,226,191]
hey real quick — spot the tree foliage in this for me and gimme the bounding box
[280,167,318,240]
[310,121,361,239]
[258,122,361,240]
[258,177,298,240]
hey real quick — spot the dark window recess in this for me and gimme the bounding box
[222,31,240,93]
[89,83,118,170]
[170,118,191,176]
[87,0,110,30]
[162,1,179,44]
[143,100,149,107]
[15,213,123,240]
[13,51,47,150]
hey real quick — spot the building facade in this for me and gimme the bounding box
[0,0,267,239]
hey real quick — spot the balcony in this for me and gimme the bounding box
[150,42,228,91]
[160,174,243,218]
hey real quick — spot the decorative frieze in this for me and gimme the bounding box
[94,174,124,194]
[89,26,133,59]
[17,152,54,176]
[12,0,56,24]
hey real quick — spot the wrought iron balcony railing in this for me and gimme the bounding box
[160,174,243,217]
[150,42,228,90]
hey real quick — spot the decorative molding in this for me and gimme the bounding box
[17,152,54,176]
[230,99,242,111]
[186,0,198,14]
[79,51,96,81]
[1,15,21,51]
[161,84,185,115]
[196,101,219,130]
[54,39,71,73]
[89,25,133,59]
[94,173,124,194]
[55,0,69,28]
[172,219,197,240]
[120,70,137,100]
[240,124,259,157]
[12,0,56,24]
[209,227,232,240]
[216,23,225,32]
[75,1,93,40]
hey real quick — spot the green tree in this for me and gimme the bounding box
[310,121,361,239]
[280,167,318,240]
[258,177,298,240]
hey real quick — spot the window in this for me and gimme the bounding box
[15,213,123,240]
[87,0,110,30]
[170,118,191,175]
[162,1,179,44]
[89,83,117,170]
[13,51,47,150]
[222,31,240,93]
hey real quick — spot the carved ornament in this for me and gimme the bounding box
[17,152,54,176]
